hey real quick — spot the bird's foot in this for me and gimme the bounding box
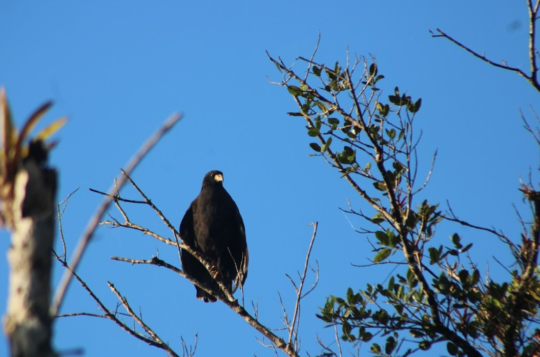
[210,265,221,279]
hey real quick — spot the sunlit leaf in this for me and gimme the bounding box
[374,248,391,263]
[18,101,53,148]
[1,88,14,160]
[370,343,381,354]
[287,85,303,96]
[35,117,68,142]
[369,63,378,77]
[321,137,332,152]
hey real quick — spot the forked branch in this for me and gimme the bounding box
[431,0,540,92]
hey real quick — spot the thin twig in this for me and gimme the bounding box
[89,188,146,204]
[56,188,79,260]
[51,113,182,316]
[120,169,185,266]
[56,312,108,319]
[444,200,509,241]
[107,282,177,356]
[431,28,540,91]
[52,250,173,353]
[288,222,318,346]
[110,252,290,355]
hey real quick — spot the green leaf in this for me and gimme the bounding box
[385,336,397,354]
[419,340,431,351]
[461,242,473,252]
[321,137,332,152]
[328,118,339,130]
[287,112,304,117]
[374,248,391,263]
[389,232,400,248]
[406,268,417,287]
[326,68,337,81]
[470,269,480,286]
[328,118,339,124]
[309,143,321,152]
[428,247,440,264]
[376,102,389,117]
[372,212,384,224]
[451,233,463,249]
[365,162,371,171]
[312,66,321,76]
[369,63,378,77]
[458,269,469,284]
[375,231,389,245]
[307,127,319,137]
[342,322,352,338]
[447,342,458,356]
[371,343,381,354]
[337,146,356,165]
[373,181,386,191]
[362,332,373,342]
[386,128,396,140]
[409,98,422,113]
[287,85,303,96]
[388,276,395,291]
[346,287,354,304]
[388,95,401,106]
[393,160,405,174]
[315,101,327,113]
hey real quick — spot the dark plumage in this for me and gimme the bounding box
[180,170,248,302]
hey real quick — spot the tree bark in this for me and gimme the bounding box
[3,157,57,357]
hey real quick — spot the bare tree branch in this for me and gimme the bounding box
[288,222,319,349]
[51,113,182,316]
[431,12,539,92]
[52,199,185,357]
[107,282,180,357]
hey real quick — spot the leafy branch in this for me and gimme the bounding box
[269,41,540,356]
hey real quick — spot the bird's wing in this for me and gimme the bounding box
[179,202,196,247]
[233,202,249,289]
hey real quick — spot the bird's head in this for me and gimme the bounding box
[202,170,224,187]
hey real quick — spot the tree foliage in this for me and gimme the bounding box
[268,27,540,355]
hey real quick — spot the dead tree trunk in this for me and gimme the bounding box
[3,145,57,357]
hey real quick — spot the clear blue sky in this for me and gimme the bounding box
[1,1,538,356]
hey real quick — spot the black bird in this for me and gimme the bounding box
[180,170,248,302]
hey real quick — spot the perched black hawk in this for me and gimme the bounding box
[180,170,248,302]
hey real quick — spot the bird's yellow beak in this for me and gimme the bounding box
[214,173,223,182]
